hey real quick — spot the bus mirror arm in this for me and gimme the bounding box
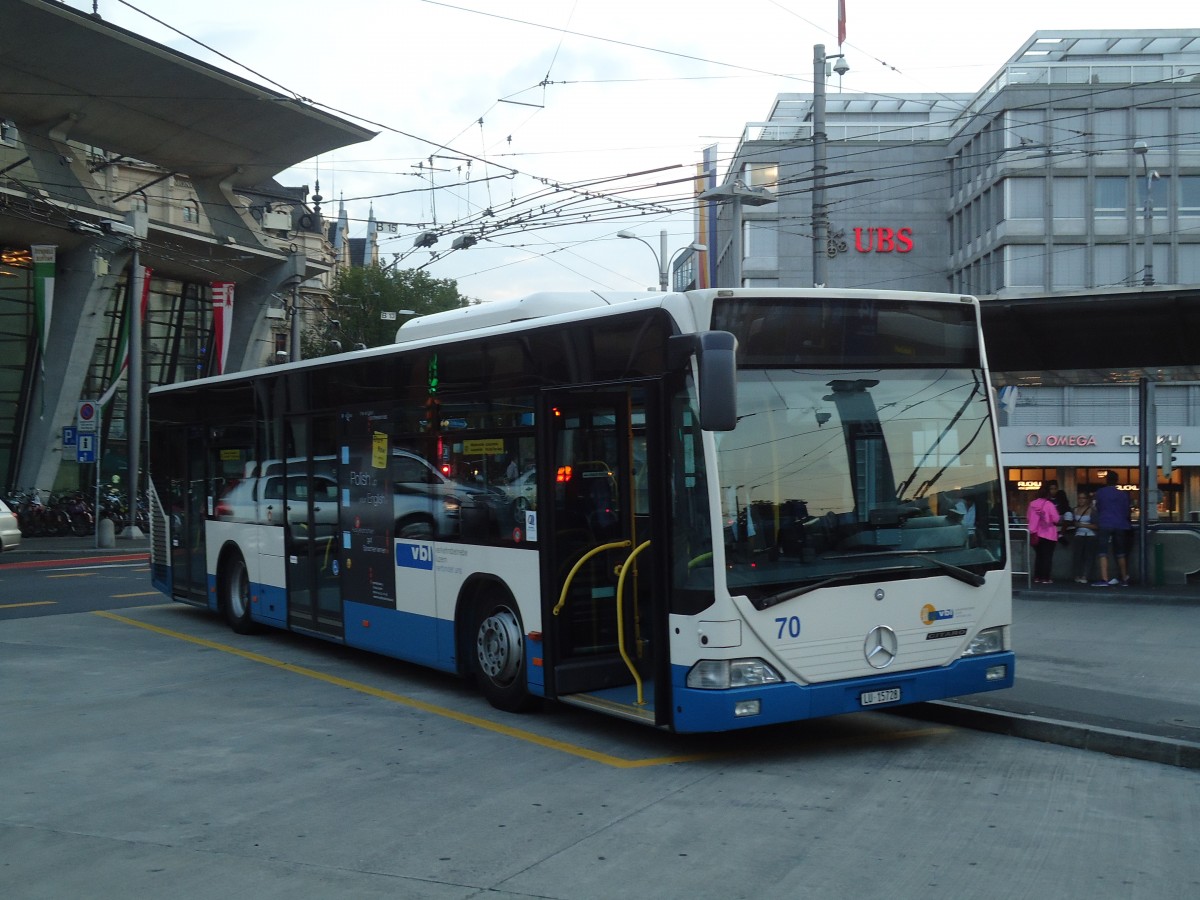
[668,331,738,432]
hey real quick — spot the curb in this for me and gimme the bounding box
[901,700,1200,770]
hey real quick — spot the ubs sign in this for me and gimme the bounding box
[854,227,914,253]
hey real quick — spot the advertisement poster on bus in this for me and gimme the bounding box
[339,409,396,608]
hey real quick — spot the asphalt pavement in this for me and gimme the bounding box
[5,534,1199,768]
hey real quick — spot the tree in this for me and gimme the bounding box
[302,265,470,358]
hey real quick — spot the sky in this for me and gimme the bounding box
[66,0,1194,301]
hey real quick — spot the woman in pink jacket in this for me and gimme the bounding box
[1026,484,1061,584]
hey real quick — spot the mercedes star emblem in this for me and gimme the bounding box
[864,625,898,669]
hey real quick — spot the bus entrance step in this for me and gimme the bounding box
[559,691,657,726]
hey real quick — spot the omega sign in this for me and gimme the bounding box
[1025,433,1097,447]
[854,227,913,253]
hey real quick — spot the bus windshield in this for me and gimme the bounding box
[710,296,1004,607]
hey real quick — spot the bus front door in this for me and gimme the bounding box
[543,388,667,723]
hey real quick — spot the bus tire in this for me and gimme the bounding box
[471,595,535,712]
[219,549,259,635]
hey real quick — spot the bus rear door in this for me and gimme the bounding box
[284,415,343,638]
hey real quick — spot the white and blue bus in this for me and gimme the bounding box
[147,288,1013,733]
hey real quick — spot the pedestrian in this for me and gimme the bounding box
[1026,485,1060,584]
[1048,481,1071,516]
[1070,490,1098,584]
[1092,470,1132,586]
[1055,491,1072,517]
[1057,493,1075,546]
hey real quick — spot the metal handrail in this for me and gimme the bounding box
[553,540,631,617]
[1008,526,1032,589]
[615,540,652,706]
[552,537,653,708]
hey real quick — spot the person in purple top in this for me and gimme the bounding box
[1092,470,1132,586]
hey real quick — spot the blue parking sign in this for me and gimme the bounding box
[63,425,77,448]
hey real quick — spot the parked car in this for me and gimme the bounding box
[0,497,21,551]
[214,462,338,536]
[502,466,538,511]
[392,449,506,539]
[211,452,503,541]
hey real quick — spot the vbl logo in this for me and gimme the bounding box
[396,541,434,570]
[854,227,913,253]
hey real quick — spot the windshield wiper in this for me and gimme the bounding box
[826,549,986,587]
[754,574,858,610]
[923,556,986,586]
[752,553,985,611]
[865,551,984,587]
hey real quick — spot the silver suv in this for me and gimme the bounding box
[392,450,503,539]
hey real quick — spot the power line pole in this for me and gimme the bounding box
[812,44,829,288]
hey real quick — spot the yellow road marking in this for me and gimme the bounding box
[93,610,703,768]
[47,573,93,579]
[111,591,162,599]
[93,610,952,767]
[1,601,55,610]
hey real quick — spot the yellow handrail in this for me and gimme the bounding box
[615,540,652,706]
[553,540,631,617]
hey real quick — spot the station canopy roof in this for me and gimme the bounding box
[2,0,376,187]
[980,287,1200,384]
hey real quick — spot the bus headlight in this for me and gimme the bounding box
[962,626,1006,657]
[686,658,784,690]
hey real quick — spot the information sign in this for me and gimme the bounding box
[76,433,96,464]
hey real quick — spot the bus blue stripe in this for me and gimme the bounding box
[668,653,1015,733]
[343,601,457,674]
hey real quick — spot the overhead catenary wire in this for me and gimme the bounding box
[39,2,1200,292]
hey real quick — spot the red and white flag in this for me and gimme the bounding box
[838,0,847,47]
[212,281,235,375]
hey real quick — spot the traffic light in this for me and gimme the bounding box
[1161,440,1178,477]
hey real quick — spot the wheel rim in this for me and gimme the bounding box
[227,561,249,618]
[476,607,522,686]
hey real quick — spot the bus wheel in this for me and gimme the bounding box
[472,597,534,712]
[220,551,258,635]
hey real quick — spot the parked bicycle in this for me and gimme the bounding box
[5,489,70,537]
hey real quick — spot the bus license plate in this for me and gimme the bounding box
[860,687,901,706]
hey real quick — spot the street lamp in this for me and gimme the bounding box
[1133,141,1160,286]
[698,181,777,287]
[617,230,706,291]
[667,241,707,291]
[617,228,669,290]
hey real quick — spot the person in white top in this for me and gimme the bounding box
[1069,491,1098,584]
